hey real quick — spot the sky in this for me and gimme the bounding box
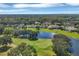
[1,3,79,14]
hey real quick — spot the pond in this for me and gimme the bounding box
[37,32,56,39]
[37,32,79,56]
[70,38,79,56]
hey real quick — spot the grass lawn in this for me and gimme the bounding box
[12,38,56,56]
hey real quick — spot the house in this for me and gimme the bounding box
[64,26,78,32]
[34,21,40,25]
[48,25,64,30]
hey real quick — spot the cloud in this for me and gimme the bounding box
[0,3,79,9]
[13,3,65,8]
[13,4,53,8]
[0,4,10,8]
[66,3,79,6]
[0,3,66,9]
[0,3,79,14]
[0,9,26,13]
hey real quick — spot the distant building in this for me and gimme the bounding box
[65,26,77,32]
[48,25,64,30]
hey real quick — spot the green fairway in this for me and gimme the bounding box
[12,38,56,56]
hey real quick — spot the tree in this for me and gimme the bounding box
[36,25,40,31]
[0,36,12,52]
[3,29,13,36]
[0,26,4,35]
[0,36,12,46]
[28,31,38,41]
[52,34,72,56]
[8,43,37,56]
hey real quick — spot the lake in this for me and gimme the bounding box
[70,38,79,56]
[37,32,79,56]
[37,32,56,39]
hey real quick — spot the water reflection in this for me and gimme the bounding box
[37,32,55,39]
